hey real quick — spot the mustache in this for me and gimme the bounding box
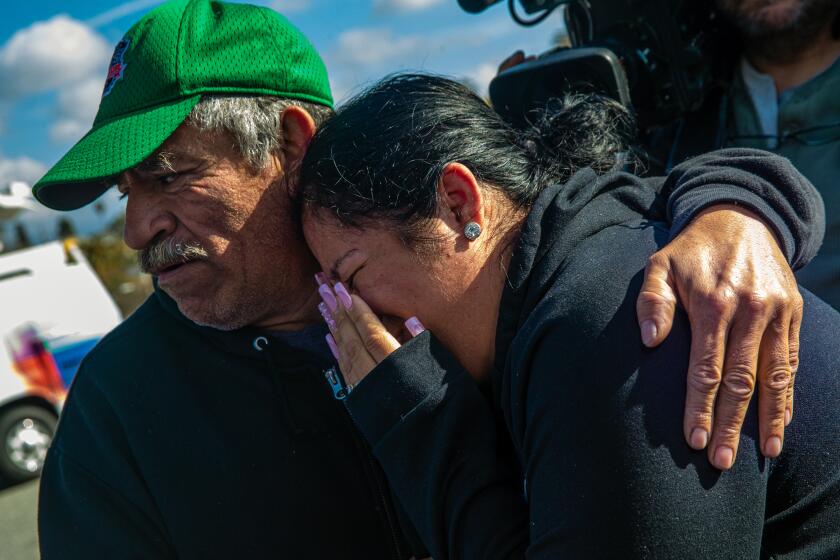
[138,237,209,274]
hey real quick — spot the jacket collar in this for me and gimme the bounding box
[494,168,599,363]
[153,284,330,368]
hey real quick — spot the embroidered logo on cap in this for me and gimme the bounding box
[102,38,130,98]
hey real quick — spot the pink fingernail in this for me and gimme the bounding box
[318,284,338,313]
[315,272,328,286]
[334,282,353,309]
[325,333,339,360]
[405,316,426,337]
[318,302,336,331]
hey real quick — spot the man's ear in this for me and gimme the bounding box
[438,162,484,234]
[280,106,317,170]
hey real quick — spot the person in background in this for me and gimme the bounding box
[717,0,840,308]
[504,0,840,308]
[642,0,840,307]
[32,1,826,558]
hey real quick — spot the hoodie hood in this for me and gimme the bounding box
[494,168,664,378]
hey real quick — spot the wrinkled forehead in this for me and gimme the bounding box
[117,123,223,184]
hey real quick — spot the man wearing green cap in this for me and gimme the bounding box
[35,2,430,557]
[33,0,828,558]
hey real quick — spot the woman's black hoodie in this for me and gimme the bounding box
[342,149,840,559]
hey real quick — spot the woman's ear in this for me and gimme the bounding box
[280,106,317,171]
[438,162,484,235]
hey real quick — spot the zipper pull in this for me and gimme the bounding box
[324,366,350,400]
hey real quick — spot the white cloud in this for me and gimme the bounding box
[373,0,445,14]
[55,77,103,123]
[268,0,313,14]
[334,28,424,66]
[463,62,497,96]
[86,0,164,27]
[85,0,315,28]
[49,76,104,143]
[0,15,110,100]
[0,155,47,188]
[0,15,112,144]
[49,120,90,145]
[333,19,514,68]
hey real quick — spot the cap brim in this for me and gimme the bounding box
[33,95,202,211]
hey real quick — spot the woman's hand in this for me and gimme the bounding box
[316,277,425,390]
[636,204,801,470]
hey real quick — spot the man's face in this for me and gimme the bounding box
[716,0,836,36]
[119,122,315,330]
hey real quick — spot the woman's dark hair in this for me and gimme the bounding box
[299,73,635,239]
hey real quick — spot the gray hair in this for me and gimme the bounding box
[138,236,209,274]
[187,95,333,170]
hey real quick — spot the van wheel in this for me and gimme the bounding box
[0,405,57,484]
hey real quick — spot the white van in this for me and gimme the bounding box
[0,240,122,483]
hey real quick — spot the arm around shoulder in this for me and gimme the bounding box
[660,147,825,269]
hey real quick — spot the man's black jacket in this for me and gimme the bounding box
[38,288,422,559]
[39,149,825,558]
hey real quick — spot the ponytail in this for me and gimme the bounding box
[516,93,637,191]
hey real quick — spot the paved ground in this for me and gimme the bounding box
[0,479,39,560]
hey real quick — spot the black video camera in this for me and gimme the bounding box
[459,0,734,131]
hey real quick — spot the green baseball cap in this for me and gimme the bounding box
[33,0,333,211]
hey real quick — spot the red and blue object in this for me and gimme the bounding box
[7,326,100,403]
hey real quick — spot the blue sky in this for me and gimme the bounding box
[0,0,563,188]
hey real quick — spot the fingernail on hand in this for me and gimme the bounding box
[318,284,338,313]
[334,282,353,309]
[785,408,792,426]
[315,272,328,286]
[714,446,734,470]
[764,436,782,458]
[325,333,339,361]
[405,316,426,337]
[641,320,658,346]
[689,428,709,450]
[318,302,336,331]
